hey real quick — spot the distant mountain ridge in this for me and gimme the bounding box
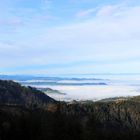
[0,75,104,81]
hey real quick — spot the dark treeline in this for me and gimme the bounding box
[1,80,140,140]
[1,103,140,140]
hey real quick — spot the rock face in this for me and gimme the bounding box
[0,80,56,109]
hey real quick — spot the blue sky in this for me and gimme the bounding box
[0,0,140,75]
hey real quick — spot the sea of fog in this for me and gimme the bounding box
[16,74,140,101]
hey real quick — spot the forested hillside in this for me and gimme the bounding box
[0,80,140,140]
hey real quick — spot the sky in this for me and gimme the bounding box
[0,0,140,75]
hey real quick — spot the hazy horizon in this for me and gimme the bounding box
[1,74,140,101]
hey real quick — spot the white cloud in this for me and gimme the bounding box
[76,8,96,18]
[1,3,140,74]
[96,5,121,17]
